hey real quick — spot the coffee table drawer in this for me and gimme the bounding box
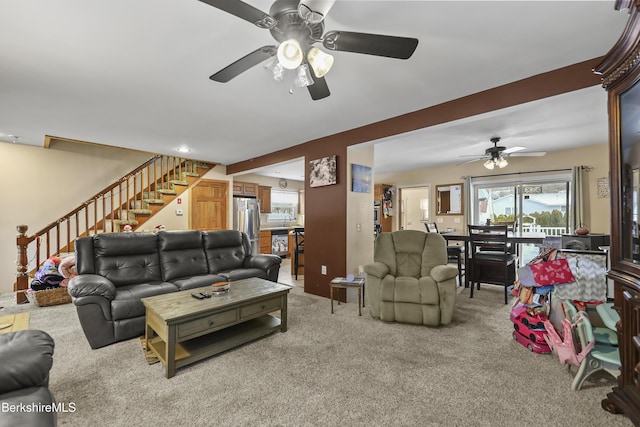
[178,309,238,339]
[240,297,282,319]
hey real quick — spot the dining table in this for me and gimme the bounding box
[441,230,547,288]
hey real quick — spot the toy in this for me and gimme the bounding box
[513,330,552,354]
[58,255,77,288]
[510,304,551,355]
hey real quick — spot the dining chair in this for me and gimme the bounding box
[293,227,304,280]
[425,223,464,286]
[468,224,517,304]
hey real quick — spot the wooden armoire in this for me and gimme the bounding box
[596,1,640,424]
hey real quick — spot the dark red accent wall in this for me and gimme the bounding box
[227,57,604,298]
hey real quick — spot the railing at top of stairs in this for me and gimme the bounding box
[15,155,212,303]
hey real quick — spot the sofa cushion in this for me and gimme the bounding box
[157,230,209,281]
[203,230,247,273]
[93,233,162,286]
[110,281,178,320]
[218,268,267,282]
[0,331,54,395]
[171,274,227,291]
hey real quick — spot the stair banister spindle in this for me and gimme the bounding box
[55,223,60,255]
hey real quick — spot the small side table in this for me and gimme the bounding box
[329,277,365,316]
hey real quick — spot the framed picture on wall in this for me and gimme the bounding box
[309,155,337,188]
[351,164,372,193]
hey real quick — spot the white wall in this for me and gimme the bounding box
[0,140,152,295]
[346,145,375,301]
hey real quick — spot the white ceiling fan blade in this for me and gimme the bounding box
[456,157,485,166]
[507,151,547,157]
[503,146,526,154]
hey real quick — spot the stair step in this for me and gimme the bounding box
[157,189,177,195]
[170,179,188,186]
[128,209,153,215]
[144,198,165,205]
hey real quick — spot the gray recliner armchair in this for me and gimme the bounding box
[0,330,56,427]
[365,230,458,326]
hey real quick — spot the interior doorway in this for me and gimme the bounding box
[399,186,430,231]
[190,179,228,231]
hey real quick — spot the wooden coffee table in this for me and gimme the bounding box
[142,277,291,378]
[0,312,30,334]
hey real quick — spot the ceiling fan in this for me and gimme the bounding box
[459,137,546,170]
[198,0,419,100]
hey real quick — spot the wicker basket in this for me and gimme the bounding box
[26,287,72,307]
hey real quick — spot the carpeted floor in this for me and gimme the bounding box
[0,283,632,427]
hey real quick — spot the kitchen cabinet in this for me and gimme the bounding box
[258,185,272,213]
[259,230,272,254]
[233,181,258,197]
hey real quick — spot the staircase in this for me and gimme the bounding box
[15,155,215,303]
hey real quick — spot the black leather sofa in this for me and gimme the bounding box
[68,229,282,349]
[0,330,56,427]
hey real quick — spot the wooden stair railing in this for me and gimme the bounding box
[15,155,214,303]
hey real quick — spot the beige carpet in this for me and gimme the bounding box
[0,284,632,427]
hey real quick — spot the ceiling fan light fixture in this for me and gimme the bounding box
[483,159,495,170]
[294,64,314,87]
[272,62,285,81]
[307,47,334,78]
[277,39,303,70]
[497,156,508,168]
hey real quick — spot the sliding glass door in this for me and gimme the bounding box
[471,172,571,262]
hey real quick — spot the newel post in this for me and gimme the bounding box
[15,225,29,304]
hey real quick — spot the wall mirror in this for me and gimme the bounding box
[436,183,463,215]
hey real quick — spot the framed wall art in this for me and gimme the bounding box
[351,163,372,193]
[309,155,337,188]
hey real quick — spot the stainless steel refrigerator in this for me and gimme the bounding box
[233,197,260,255]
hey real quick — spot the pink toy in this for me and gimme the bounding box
[513,330,552,354]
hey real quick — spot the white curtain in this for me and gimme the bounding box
[571,166,584,230]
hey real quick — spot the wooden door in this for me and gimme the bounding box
[191,179,228,231]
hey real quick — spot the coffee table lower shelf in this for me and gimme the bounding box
[147,315,281,374]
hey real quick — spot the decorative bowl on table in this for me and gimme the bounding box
[574,224,590,235]
[211,281,230,295]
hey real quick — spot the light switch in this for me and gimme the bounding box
[175,209,183,216]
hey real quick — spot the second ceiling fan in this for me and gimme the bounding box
[460,137,547,170]
[199,0,419,100]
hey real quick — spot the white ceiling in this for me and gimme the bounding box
[0,1,630,181]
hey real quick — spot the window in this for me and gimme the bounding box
[267,190,299,223]
[471,170,572,262]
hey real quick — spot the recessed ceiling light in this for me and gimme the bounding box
[177,146,191,153]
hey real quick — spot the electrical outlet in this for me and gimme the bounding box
[321,265,327,275]
[356,223,362,232]
[454,217,461,223]
[437,218,444,223]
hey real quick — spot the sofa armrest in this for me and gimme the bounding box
[244,254,282,271]
[0,331,54,395]
[430,264,459,283]
[364,262,389,279]
[68,274,116,300]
